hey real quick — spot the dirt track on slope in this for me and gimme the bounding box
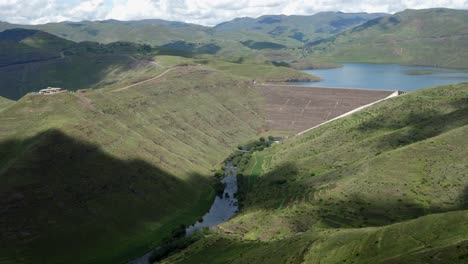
[112,67,181,92]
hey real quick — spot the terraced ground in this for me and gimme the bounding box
[259,84,394,132]
[162,82,468,263]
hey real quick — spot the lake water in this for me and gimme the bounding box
[298,63,468,91]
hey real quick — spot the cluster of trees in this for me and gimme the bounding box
[227,136,276,172]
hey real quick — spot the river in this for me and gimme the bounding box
[185,162,239,235]
[128,162,239,264]
[297,63,468,91]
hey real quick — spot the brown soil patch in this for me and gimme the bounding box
[259,84,394,132]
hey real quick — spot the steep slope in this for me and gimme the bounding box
[215,12,386,43]
[0,65,264,263]
[0,19,268,59]
[0,96,13,111]
[0,28,73,67]
[0,20,213,46]
[307,8,468,68]
[0,29,162,100]
[163,82,468,263]
[0,13,386,64]
[0,28,318,100]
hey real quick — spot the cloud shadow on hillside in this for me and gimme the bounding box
[0,129,211,263]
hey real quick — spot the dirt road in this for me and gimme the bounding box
[112,67,181,92]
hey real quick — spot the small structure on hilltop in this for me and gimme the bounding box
[38,87,65,95]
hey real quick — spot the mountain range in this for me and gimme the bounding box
[0,7,468,264]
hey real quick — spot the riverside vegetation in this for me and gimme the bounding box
[162,82,468,264]
[0,64,267,263]
[0,7,468,264]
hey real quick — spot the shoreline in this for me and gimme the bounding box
[256,82,397,93]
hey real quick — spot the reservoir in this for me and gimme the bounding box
[298,63,468,91]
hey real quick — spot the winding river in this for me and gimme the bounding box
[186,162,239,235]
[128,162,239,264]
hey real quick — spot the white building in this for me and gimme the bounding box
[38,87,64,95]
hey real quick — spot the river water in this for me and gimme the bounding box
[185,163,238,235]
[297,63,468,91]
[128,163,239,264]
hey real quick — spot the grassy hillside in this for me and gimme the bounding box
[162,82,468,263]
[307,8,468,68]
[0,19,293,61]
[0,13,386,66]
[0,29,165,100]
[194,59,318,82]
[0,65,265,263]
[0,20,213,46]
[0,28,73,67]
[215,12,386,43]
[0,96,13,111]
[0,27,320,100]
[0,13,385,47]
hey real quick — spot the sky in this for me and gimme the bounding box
[0,0,467,26]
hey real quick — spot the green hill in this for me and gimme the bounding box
[0,96,13,111]
[0,19,213,46]
[0,65,265,263]
[162,82,468,263]
[0,28,318,100]
[307,8,468,68]
[0,13,386,66]
[0,29,165,100]
[0,28,73,67]
[0,19,278,59]
[215,12,386,43]
[0,13,385,47]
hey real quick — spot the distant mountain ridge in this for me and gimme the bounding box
[0,12,387,47]
[0,28,73,63]
[306,8,468,68]
[215,12,387,42]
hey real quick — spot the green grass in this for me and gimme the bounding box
[0,96,13,111]
[164,82,468,263]
[245,151,265,191]
[0,28,318,100]
[0,65,265,263]
[308,8,468,68]
[195,59,319,82]
[0,29,165,100]
[163,210,468,264]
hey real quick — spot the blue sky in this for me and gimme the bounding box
[1,0,467,26]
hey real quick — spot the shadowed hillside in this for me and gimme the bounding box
[0,130,210,264]
[0,29,319,100]
[162,83,468,263]
[0,65,265,263]
[0,12,388,68]
[0,29,162,100]
[0,29,72,67]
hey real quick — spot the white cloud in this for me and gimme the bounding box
[0,0,467,26]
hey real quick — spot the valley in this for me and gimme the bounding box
[0,5,467,264]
